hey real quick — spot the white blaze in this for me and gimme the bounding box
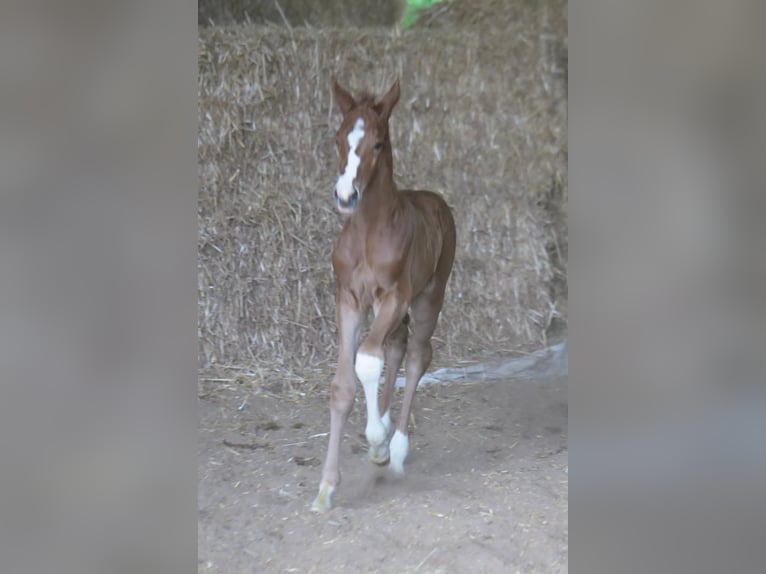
[336,118,365,201]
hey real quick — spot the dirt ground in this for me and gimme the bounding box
[198,369,568,574]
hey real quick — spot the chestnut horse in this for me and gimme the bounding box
[311,78,456,512]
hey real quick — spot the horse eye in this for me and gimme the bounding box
[374,142,383,151]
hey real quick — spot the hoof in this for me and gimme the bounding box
[310,481,334,513]
[368,443,390,466]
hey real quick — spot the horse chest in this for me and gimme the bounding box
[333,234,400,306]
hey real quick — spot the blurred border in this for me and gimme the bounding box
[571,1,766,573]
[2,0,765,571]
[0,1,198,573]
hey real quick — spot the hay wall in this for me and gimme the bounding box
[198,11,567,372]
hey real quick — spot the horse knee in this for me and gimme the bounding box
[404,347,430,385]
[330,379,355,414]
[355,351,384,387]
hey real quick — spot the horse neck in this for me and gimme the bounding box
[360,150,397,219]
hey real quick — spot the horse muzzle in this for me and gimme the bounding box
[334,183,360,214]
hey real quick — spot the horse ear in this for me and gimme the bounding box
[374,78,400,121]
[332,77,356,114]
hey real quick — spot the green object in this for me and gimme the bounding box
[402,0,446,29]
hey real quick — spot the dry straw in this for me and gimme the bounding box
[198,1,567,381]
[199,0,406,28]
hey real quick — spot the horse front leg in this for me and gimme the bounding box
[356,292,409,465]
[311,293,360,513]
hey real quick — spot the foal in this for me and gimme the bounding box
[311,78,456,513]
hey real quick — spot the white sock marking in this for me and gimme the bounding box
[355,352,385,446]
[335,118,365,202]
[310,480,335,513]
[389,430,409,475]
[381,409,391,435]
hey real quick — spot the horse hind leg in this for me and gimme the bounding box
[382,314,409,426]
[390,292,442,475]
[390,209,454,474]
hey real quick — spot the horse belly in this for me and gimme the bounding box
[409,225,442,295]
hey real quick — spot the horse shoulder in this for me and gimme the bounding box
[332,223,362,280]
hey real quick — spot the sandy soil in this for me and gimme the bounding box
[198,368,567,574]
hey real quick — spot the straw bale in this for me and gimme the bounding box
[198,19,567,373]
[414,0,568,263]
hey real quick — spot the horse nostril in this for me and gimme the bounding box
[333,189,338,201]
[350,189,359,203]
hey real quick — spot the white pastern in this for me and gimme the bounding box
[381,409,391,435]
[367,408,393,464]
[335,118,365,201]
[389,430,409,475]
[310,480,335,513]
[355,353,385,445]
